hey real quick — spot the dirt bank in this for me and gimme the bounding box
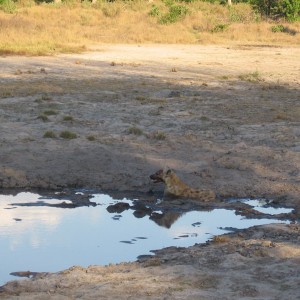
[0,44,299,298]
[1,224,299,299]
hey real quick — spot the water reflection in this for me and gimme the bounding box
[0,192,292,286]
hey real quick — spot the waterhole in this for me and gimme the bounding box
[0,192,293,286]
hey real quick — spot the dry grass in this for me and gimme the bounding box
[0,0,299,55]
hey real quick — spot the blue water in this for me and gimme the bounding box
[0,192,292,286]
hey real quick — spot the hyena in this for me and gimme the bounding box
[150,169,215,201]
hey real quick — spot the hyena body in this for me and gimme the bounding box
[150,169,215,201]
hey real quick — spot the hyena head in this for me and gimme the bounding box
[150,169,173,183]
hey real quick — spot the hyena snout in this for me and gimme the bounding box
[150,169,164,183]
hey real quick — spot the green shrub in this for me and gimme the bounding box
[275,0,300,21]
[159,4,189,24]
[149,0,188,24]
[250,0,300,20]
[149,4,161,17]
[271,24,297,34]
[271,24,286,31]
[0,0,17,13]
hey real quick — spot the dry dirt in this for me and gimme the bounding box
[0,44,299,299]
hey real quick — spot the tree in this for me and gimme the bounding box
[251,0,300,20]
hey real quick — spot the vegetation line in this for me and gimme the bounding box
[0,0,299,55]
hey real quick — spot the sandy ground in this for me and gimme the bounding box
[0,44,299,298]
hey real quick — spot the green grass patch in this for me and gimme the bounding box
[149,1,189,24]
[43,130,56,138]
[63,115,74,121]
[271,25,297,35]
[211,24,229,33]
[128,126,143,135]
[43,109,58,116]
[0,0,17,14]
[60,130,77,139]
[159,4,189,24]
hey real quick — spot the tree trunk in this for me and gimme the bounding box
[228,0,232,6]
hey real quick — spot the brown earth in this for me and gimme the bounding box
[1,224,299,300]
[0,44,299,299]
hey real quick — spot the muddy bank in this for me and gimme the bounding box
[0,45,299,210]
[1,223,299,299]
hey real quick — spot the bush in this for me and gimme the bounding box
[275,0,300,21]
[250,0,300,20]
[149,0,189,24]
[159,4,189,24]
[149,4,161,17]
[271,24,297,34]
[0,0,17,13]
[271,24,286,31]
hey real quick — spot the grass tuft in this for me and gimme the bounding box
[60,130,77,139]
[43,109,58,116]
[128,126,143,135]
[43,130,56,138]
[238,71,262,82]
[63,115,74,121]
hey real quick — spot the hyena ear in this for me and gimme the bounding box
[163,166,169,172]
[166,169,172,175]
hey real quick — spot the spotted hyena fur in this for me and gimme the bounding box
[150,169,215,201]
